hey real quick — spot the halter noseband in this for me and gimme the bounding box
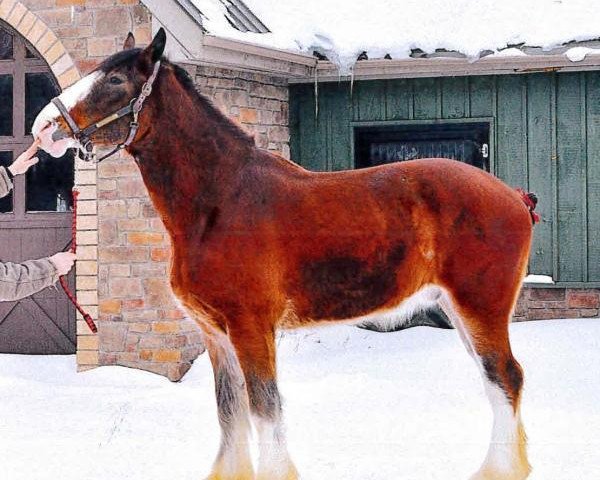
[51,60,161,163]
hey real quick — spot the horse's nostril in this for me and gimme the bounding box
[51,125,70,142]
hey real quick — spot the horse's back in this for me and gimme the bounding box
[281,157,532,251]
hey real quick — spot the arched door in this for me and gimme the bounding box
[0,20,76,354]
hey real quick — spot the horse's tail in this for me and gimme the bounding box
[516,188,540,225]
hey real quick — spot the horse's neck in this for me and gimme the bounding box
[130,71,255,235]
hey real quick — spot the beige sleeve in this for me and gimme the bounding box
[0,258,60,302]
[0,167,13,199]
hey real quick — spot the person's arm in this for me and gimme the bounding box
[0,258,58,302]
[0,166,13,199]
[0,138,41,199]
[0,253,76,302]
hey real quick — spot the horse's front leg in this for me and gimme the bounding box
[203,333,255,480]
[229,323,298,480]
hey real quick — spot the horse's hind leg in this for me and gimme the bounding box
[439,293,531,480]
[203,333,254,480]
[229,323,298,480]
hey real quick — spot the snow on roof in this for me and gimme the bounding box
[192,0,600,72]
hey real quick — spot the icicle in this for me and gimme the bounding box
[313,66,319,120]
[350,66,355,97]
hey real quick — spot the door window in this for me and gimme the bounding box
[25,72,58,134]
[26,150,74,212]
[0,75,13,136]
[0,151,13,213]
[0,22,74,216]
[0,26,12,59]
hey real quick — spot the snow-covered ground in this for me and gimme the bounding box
[0,319,599,480]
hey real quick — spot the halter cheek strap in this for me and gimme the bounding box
[51,97,81,138]
[50,60,161,163]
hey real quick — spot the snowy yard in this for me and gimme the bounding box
[0,319,599,480]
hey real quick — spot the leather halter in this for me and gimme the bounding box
[51,61,161,163]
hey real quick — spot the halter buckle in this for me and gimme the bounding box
[77,141,96,162]
[141,82,153,97]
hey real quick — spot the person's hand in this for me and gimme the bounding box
[9,138,40,176]
[49,252,77,277]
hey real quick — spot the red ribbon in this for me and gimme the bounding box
[516,188,540,225]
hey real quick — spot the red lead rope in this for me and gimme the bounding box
[59,190,97,334]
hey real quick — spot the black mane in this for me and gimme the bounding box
[170,62,254,146]
[97,48,140,73]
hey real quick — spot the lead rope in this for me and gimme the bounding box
[59,190,98,333]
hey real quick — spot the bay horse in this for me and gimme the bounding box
[33,29,535,480]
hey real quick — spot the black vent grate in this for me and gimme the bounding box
[355,122,490,171]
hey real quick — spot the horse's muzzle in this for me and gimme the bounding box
[35,121,80,159]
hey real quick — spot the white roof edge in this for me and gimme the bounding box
[195,35,600,81]
[202,35,317,67]
[299,54,600,83]
[187,35,316,78]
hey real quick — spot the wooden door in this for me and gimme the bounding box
[0,21,76,354]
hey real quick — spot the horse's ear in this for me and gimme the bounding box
[123,32,136,50]
[142,27,166,64]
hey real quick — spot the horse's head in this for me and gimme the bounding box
[32,28,166,159]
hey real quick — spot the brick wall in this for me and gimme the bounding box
[97,153,205,381]
[515,287,600,321]
[19,0,152,73]
[1,0,201,379]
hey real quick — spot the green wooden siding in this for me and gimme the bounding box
[289,72,600,284]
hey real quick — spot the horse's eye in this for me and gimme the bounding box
[109,76,124,85]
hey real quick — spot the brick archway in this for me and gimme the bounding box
[0,0,100,371]
[0,0,81,88]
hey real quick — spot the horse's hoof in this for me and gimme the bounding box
[203,471,255,480]
[204,475,235,480]
[469,465,531,480]
[256,464,299,480]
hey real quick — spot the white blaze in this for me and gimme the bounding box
[32,71,103,157]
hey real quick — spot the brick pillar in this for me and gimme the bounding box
[74,158,100,368]
[97,153,205,381]
[94,65,293,380]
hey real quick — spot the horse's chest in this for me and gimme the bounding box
[169,240,263,300]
